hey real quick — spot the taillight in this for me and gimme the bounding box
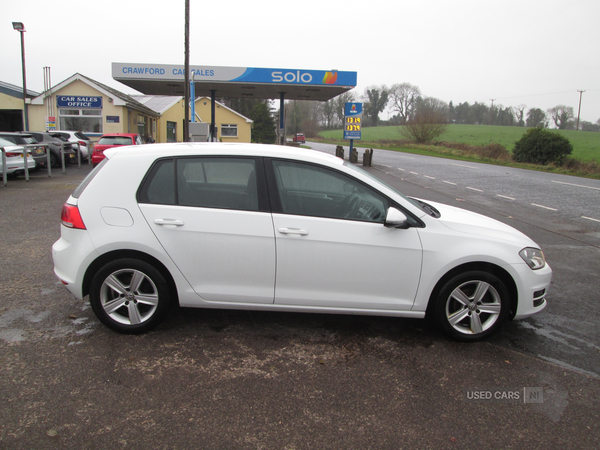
[78,140,87,147]
[5,152,20,157]
[61,203,86,229]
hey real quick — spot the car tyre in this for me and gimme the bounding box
[89,258,171,334]
[49,151,59,168]
[432,271,510,341]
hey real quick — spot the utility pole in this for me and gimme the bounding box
[183,0,190,142]
[576,90,585,131]
[489,99,496,125]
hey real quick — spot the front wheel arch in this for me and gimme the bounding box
[425,262,518,322]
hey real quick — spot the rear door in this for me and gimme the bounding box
[138,156,276,304]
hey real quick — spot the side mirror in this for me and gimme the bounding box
[384,207,410,229]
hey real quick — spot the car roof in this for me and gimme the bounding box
[105,142,344,167]
[0,131,32,136]
[100,133,139,137]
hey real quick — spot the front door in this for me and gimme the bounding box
[269,159,423,310]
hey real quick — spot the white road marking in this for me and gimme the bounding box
[443,181,457,185]
[582,216,600,223]
[467,187,483,192]
[452,163,478,169]
[531,203,558,211]
[497,194,516,200]
[410,171,418,175]
[552,180,600,191]
[424,176,436,180]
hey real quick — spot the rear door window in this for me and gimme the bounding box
[138,157,265,212]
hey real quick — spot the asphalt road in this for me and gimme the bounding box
[1,153,599,449]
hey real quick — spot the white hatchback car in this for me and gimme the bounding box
[0,137,36,176]
[54,131,92,160]
[52,143,551,340]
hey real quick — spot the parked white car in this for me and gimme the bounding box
[55,131,92,160]
[52,143,551,340]
[0,137,36,176]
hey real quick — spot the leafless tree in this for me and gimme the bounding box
[512,104,527,126]
[400,97,448,143]
[389,83,421,124]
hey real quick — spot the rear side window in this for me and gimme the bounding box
[138,157,260,212]
[139,159,176,205]
[98,136,133,146]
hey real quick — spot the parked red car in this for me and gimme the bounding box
[292,133,305,143]
[91,133,143,166]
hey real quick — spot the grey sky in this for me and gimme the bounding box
[3,0,599,124]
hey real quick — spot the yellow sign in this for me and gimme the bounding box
[345,116,361,132]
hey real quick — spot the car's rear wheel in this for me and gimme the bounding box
[89,258,170,334]
[433,271,510,341]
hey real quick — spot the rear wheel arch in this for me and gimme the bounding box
[83,250,178,305]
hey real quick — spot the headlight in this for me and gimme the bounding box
[519,247,546,270]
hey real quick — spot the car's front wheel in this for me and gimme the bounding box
[432,271,510,341]
[89,258,171,334]
[49,151,59,168]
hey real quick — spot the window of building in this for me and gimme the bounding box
[221,124,238,137]
[138,115,146,139]
[59,108,102,133]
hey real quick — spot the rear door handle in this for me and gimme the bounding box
[278,227,308,236]
[154,218,185,227]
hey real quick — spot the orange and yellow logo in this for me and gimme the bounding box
[322,71,338,84]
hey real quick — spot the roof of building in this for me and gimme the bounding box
[112,63,357,102]
[0,80,40,99]
[131,95,182,114]
[30,73,160,117]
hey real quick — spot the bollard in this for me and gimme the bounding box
[335,145,344,159]
[350,149,358,163]
[363,148,373,167]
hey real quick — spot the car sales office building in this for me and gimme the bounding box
[24,73,251,144]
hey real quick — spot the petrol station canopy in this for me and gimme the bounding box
[112,63,357,101]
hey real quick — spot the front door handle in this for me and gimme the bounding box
[278,227,308,236]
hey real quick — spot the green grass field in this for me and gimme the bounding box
[318,125,600,163]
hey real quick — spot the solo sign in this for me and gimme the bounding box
[344,102,363,140]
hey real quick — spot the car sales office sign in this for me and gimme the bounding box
[344,102,363,140]
[57,96,102,108]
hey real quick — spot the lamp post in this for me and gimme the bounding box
[12,21,28,131]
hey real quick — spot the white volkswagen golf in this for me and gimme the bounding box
[52,143,551,340]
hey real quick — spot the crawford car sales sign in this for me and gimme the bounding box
[57,96,102,108]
